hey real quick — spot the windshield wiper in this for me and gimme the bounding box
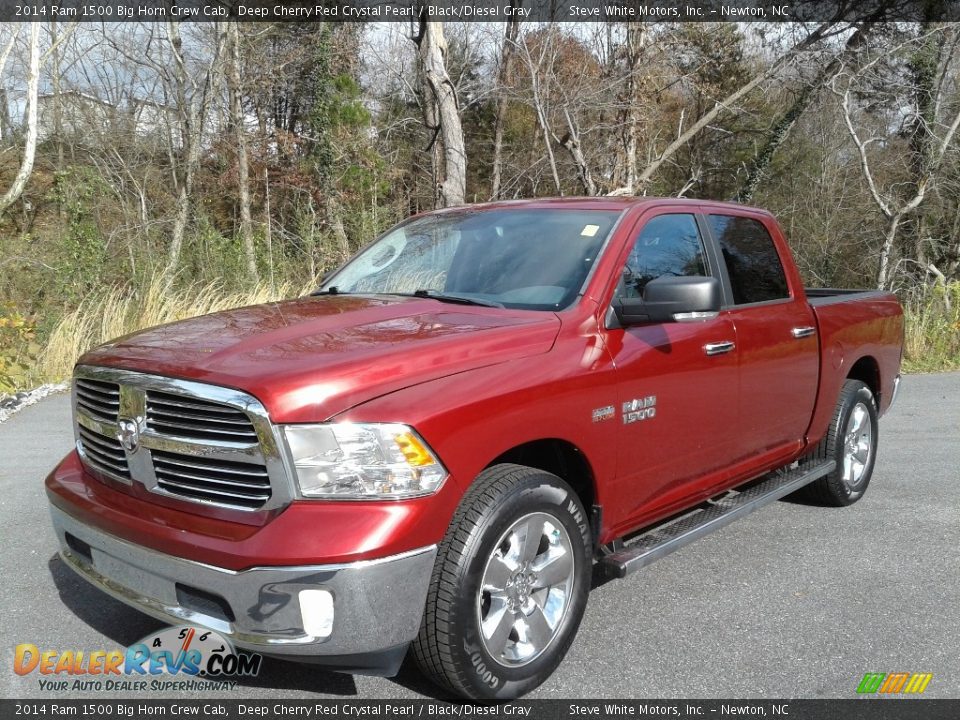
[407,289,505,308]
[312,287,504,308]
[310,286,345,296]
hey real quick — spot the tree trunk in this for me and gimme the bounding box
[421,78,443,208]
[167,101,202,289]
[227,21,258,282]
[48,20,65,172]
[533,93,561,194]
[0,31,19,144]
[558,108,596,195]
[325,195,350,262]
[618,22,645,194]
[490,11,521,200]
[0,88,10,144]
[415,20,466,208]
[877,214,902,290]
[518,36,562,194]
[0,25,40,216]
[163,22,223,287]
[264,166,274,288]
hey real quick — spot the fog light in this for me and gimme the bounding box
[299,589,334,639]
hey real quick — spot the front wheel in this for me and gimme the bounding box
[801,379,879,506]
[413,464,592,699]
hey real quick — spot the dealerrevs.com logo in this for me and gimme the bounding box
[14,626,262,692]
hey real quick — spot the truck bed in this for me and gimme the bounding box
[805,288,904,444]
[806,287,892,304]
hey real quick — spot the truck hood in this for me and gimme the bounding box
[79,295,561,422]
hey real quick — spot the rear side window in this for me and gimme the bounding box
[707,215,789,305]
[617,214,707,299]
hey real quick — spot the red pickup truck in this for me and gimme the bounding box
[46,198,903,699]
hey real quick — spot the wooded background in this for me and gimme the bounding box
[1,18,959,390]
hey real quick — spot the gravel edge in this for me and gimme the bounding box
[0,383,70,425]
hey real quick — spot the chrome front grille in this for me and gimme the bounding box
[75,378,120,422]
[77,424,131,480]
[72,366,293,513]
[147,390,260,443]
[152,450,272,509]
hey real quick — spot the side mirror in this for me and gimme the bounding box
[613,276,721,326]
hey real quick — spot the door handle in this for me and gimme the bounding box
[791,326,816,339]
[704,340,736,356]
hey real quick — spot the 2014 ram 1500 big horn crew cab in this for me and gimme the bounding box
[46,198,903,699]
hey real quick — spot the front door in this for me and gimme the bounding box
[603,210,740,529]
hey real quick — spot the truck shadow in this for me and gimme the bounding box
[47,554,509,700]
[47,554,364,697]
[591,560,616,590]
[778,491,829,507]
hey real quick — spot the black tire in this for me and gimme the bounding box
[800,379,879,506]
[413,463,592,700]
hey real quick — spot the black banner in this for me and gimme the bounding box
[1,0,959,23]
[3,700,960,720]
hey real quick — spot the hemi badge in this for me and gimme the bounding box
[592,405,615,422]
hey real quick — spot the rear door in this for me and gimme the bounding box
[604,209,740,524]
[704,212,819,461]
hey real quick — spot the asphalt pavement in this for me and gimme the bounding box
[1,373,958,699]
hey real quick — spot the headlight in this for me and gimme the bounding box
[282,423,448,499]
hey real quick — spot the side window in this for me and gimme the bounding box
[617,214,707,299]
[708,215,789,305]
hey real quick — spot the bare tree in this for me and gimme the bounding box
[608,23,842,196]
[835,26,960,289]
[412,18,466,208]
[225,21,257,282]
[0,29,21,143]
[624,55,797,195]
[558,107,596,195]
[0,24,39,216]
[516,30,563,194]
[737,24,879,203]
[490,10,522,199]
[0,89,10,143]
[163,22,224,286]
[617,23,647,194]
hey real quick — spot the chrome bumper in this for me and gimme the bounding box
[50,504,436,659]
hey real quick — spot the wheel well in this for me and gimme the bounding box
[489,439,596,511]
[848,356,881,404]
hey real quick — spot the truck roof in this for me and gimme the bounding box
[433,196,772,216]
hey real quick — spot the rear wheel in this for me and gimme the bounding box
[413,464,591,699]
[801,379,878,506]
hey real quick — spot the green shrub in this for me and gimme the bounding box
[0,304,41,394]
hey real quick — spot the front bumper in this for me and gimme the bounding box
[50,503,436,670]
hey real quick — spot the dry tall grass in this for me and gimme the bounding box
[33,274,313,384]
[27,275,960,386]
[902,281,960,373]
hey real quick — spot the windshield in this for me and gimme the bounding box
[320,208,622,311]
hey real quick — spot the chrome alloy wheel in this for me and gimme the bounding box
[842,401,873,488]
[477,512,575,667]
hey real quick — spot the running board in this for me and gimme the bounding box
[600,459,836,579]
